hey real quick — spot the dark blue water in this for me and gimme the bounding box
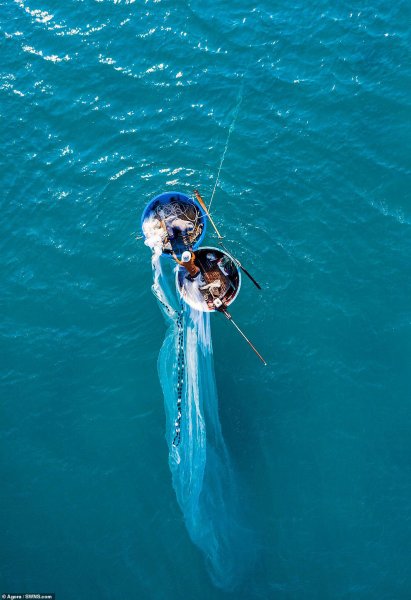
[1,1,411,598]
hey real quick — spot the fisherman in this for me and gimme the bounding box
[172,250,201,281]
[164,214,194,244]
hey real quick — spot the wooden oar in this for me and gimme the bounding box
[194,189,262,290]
[196,249,266,364]
[194,189,224,239]
[221,308,267,365]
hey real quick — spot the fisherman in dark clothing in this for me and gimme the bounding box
[164,215,194,242]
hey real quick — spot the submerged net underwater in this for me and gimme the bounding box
[149,250,255,590]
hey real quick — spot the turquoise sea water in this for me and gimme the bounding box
[1,1,411,598]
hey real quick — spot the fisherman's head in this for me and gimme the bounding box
[181,251,192,262]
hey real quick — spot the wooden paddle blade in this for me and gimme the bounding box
[194,189,224,239]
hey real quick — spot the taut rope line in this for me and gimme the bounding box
[208,77,245,212]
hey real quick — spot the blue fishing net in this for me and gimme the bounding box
[151,254,255,590]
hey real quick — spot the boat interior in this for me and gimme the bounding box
[179,248,240,311]
[150,195,204,255]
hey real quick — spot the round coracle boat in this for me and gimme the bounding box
[141,191,207,256]
[176,246,241,313]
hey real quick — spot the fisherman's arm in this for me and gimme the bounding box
[172,252,183,265]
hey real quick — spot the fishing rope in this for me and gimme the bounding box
[173,307,185,446]
[218,239,238,263]
[208,77,245,212]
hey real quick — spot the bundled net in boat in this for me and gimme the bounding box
[153,198,199,224]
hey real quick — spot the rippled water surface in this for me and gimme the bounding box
[1,1,411,598]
